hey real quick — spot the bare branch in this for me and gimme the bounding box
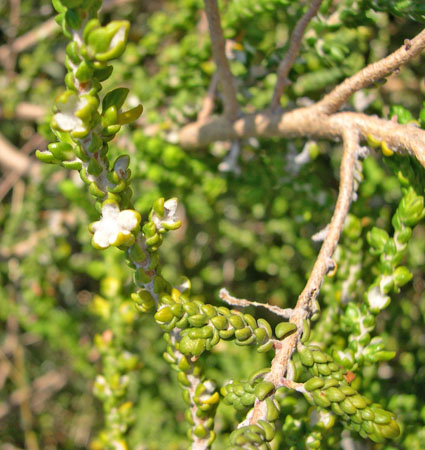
[248,128,360,425]
[204,0,238,119]
[316,28,425,114]
[0,133,41,177]
[179,108,425,168]
[0,102,47,121]
[197,72,219,122]
[0,133,45,202]
[219,288,293,318]
[271,0,323,109]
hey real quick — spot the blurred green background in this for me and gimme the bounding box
[1,0,425,448]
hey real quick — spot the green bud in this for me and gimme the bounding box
[235,335,256,346]
[102,105,118,126]
[93,64,113,82]
[188,314,208,327]
[87,156,104,176]
[211,315,228,330]
[257,318,272,337]
[201,304,217,318]
[154,306,174,323]
[88,181,105,198]
[228,314,245,329]
[350,394,367,409]
[75,60,94,82]
[258,420,275,441]
[254,381,275,401]
[372,408,392,425]
[340,398,357,415]
[312,391,331,408]
[304,377,324,392]
[339,385,356,396]
[257,340,274,353]
[243,314,257,329]
[241,393,256,406]
[299,348,314,367]
[235,327,253,341]
[379,421,400,439]
[275,322,297,339]
[399,189,424,226]
[367,227,389,254]
[393,266,412,287]
[331,401,344,416]
[395,227,412,245]
[35,150,58,164]
[300,319,310,343]
[179,335,206,356]
[86,20,130,62]
[312,351,328,364]
[265,398,280,421]
[254,327,267,343]
[325,387,345,402]
[177,371,190,387]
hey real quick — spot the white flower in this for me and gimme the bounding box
[367,286,390,312]
[54,92,86,134]
[152,198,181,231]
[91,203,140,249]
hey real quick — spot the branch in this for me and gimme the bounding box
[197,72,219,122]
[219,288,293,318]
[203,0,238,119]
[316,28,425,114]
[0,133,41,177]
[0,102,47,121]
[248,128,359,425]
[0,133,45,202]
[271,0,323,109]
[179,108,425,168]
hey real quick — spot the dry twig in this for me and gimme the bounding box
[0,133,41,177]
[219,288,293,318]
[271,0,323,109]
[316,29,425,114]
[249,128,359,424]
[197,72,219,122]
[204,0,239,119]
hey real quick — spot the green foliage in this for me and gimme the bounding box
[2,0,425,449]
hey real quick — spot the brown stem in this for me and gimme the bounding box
[271,0,323,109]
[219,288,293,318]
[316,28,425,114]
[203,0,239,119]
[179,108,425,169]
[249,128,359,424]
[0,133,42,177]
[197,72,219,122]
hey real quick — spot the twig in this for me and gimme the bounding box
[0,133,45,203]
[179,108,425,168]
[197,72,219,122]
[316,28,425,114]
[0,133,41,178]
[203,0,238,119]
[248,128,359,425]
[0,102,47,121]
[4,0,21,76]
[219,288,293,318]
[271,0,323,109]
